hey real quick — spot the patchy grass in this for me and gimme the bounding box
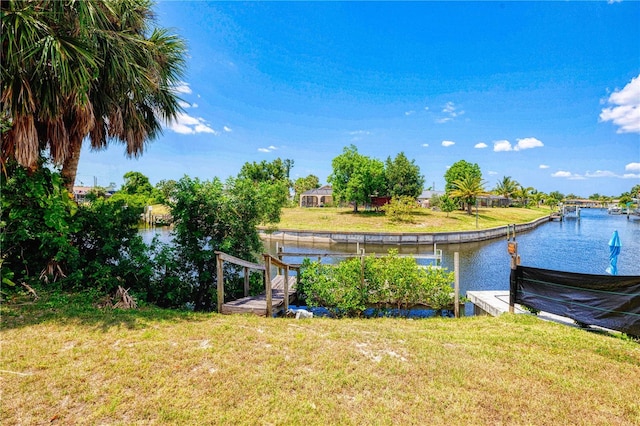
[270,206,552,233]
[2,293,639,425]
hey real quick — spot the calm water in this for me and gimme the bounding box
[265,208,640,296]
[142,208,640,298]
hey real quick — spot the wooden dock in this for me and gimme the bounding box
[216,251,300,317]
[549,211,563,221]
[221,275,297,316]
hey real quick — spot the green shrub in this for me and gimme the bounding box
[1,162,153,299]
[1,162,80,288]
[299,258,366,317]
[382,196,418,223]
[299,250,456,317]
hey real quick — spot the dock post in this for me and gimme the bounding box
[283,265,290,313]
[360,248,365,290]
[507,224,518,314]
[243,266,249,297]
[454,252,460,318]
[264,255,273,317]
[277,245,284,276]
[216,254,224,313]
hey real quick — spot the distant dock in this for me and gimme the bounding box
[549,211,563,221]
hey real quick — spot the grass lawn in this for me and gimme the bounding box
[2,293,639,425]
[269,206,553,233]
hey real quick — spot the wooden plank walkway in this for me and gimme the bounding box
[221,275,297,316]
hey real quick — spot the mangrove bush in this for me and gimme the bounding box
[299,250,455,317]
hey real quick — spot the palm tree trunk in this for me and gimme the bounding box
[61,136,83,193]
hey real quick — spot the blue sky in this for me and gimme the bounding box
[75,1,640,197]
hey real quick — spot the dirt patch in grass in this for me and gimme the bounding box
[2,300,638,425]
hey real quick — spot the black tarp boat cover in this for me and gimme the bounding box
[510,266,640,336]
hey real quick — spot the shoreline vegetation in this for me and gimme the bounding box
[262,206,553,233]
[2,294,639,425]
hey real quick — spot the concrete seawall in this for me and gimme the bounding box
[259,215,551,245]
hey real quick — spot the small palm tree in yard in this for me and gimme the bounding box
[494,176,518,205]
[529,190,546,208]
[450,175,488,215]
[515,184,535,207]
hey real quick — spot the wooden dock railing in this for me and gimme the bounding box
[215,251,299,316]
[263,254,300,317]
[274,243,443,268]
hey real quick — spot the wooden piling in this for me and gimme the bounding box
[216,254,224,313]
[454,252,460,318]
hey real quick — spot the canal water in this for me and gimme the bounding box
[263,208,640,297]
[142,208,640,299]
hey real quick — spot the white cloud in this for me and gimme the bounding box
[166,112,217,135]
[436,101,464,124]
[223,126,232,133]
[441,140,455,147]
[258,145,279,153]
[599,74,640,134]
[443,102,456,114]
[349,130,371,141]
[487,170,498,175]
[174,113,199,126]
[474,142,488,149]
[584,169,640,179]
[585,170,617,178]
[539,164,550,169]
[191,103,199,108]
[178,100,191,108]
[169,123,195,135]
[424,106,429,111]
[493,140,513,152]
[493,138,543,152]
[551,170,586,180]
[552,168,640,180]
[422,143,429,147]
[585,169,640,179]
[625,162,640,172]
[172,81,193,94]
[194,124,216,134]
[405,110,415,116]
[514,137,544,151]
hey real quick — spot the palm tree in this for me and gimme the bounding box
[515,185,534,207]
[493,176,518,205]
[548,191,564,205]
[450,175,487,215]
[1,0,186,191]
[529,190,546,208]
